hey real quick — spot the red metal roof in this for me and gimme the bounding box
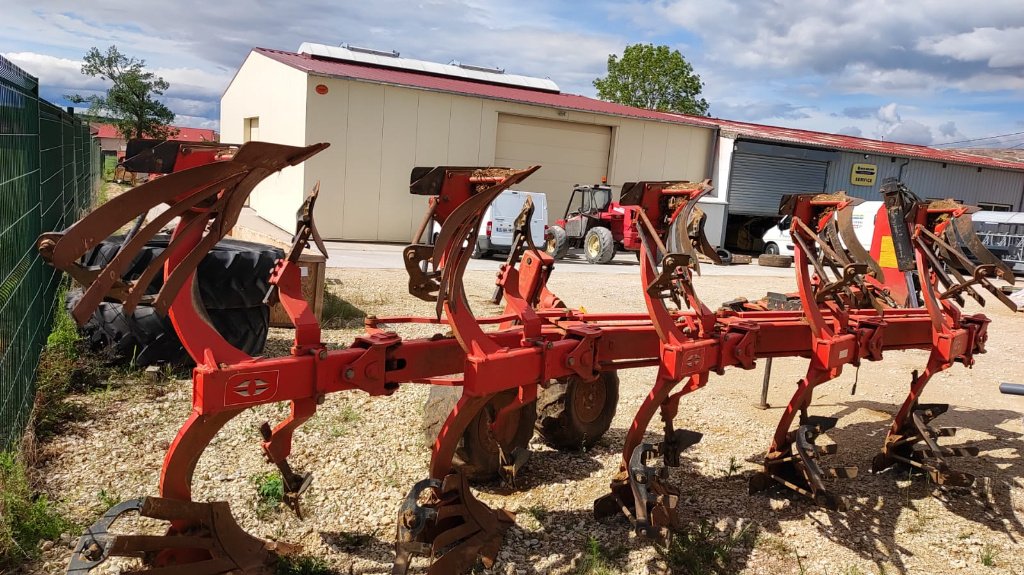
[253,47,1024,173]
[90,123,219,142]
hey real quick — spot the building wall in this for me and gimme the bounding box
[826,152,1024,209]
[220,52,310,232]
[296,75,715,241]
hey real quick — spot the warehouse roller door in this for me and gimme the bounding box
[495,114,611,223]
[729,152,830,216]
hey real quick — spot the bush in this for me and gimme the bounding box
[0,451,75,568]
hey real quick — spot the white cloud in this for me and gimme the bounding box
[918,27,1024,68]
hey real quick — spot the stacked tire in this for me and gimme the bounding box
[70,235,283,367]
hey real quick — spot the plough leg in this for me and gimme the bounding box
[751,370,856,511]
[394,391,514,574]
[259,397,317,519]
[594,372,704,541]
[872,361,977,487]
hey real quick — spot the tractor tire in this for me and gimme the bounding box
[535,372,619,451]
[546,225,569,260]
[422,386,537,483]
[82,235,283,309]
[68,289,270,367]
[583,227,616,264]
[758,254,793,268]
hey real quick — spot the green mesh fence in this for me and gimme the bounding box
[0,55,99,449]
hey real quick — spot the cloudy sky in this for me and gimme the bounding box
[3,1,1023,147]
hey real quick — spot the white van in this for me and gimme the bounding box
[432,190,548,259]
[761,200,882,256]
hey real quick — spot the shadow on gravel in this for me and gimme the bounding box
[733,400,1024,575]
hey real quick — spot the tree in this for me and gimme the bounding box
[68,46,176,139]
[593,44,709,116]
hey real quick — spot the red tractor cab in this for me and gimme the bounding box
[546,183,626,263]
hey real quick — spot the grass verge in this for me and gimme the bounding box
[0,451,76,569]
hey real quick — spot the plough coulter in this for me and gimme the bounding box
[39,141,1014,574]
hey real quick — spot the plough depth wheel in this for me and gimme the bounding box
[536,371,619,450]
[422,386,537,482]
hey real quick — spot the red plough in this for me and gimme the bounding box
[39,143,1013,574]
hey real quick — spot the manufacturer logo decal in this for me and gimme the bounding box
[224,371,280,405]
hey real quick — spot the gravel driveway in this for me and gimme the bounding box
[28,264,1024,575]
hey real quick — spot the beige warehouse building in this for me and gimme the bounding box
[220,43,721,242]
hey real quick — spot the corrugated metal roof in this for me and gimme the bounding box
[253,48,718,130]
[90,123,219,142]
[252,47,1024,173]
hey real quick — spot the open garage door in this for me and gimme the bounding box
[495,114,611,223]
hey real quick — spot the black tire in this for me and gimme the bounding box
[758,254,793,268]
[583,227,616,264]
[470,239,488,260]
[69,288,270,367]
[716,248,733,265]
[535,372,619,450]
[82,235,283,309]
[422,386,537,482]
[764,243,780,255]
[546,225,569,260]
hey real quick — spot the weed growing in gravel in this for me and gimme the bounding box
[754,533,790,557]
[656,521,753,575]
[722,456,741,478]
[329,404,361,437]
[321,291,365,328]
[575,536,625,575]
[980,544,998,567]
[254,471,285,518]
[524,504,549,524]
[97,488,121,511]
[275,554,338,574]
[0,451,75,568]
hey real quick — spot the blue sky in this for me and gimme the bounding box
[3,1,1023,148]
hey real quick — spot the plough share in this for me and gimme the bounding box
[39,141,1014,574]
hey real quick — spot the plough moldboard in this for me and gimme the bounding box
[38,141,1015,574]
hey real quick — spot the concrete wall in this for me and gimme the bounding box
[299,76,715,241]
[220,52,309,232]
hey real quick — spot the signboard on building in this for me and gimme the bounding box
[851,163,878,186]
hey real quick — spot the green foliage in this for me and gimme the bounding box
[0,451,75,568]
[656,521,753,575]
[980,544,997,567]
[34,282,100,440]
[275,554,338,575]
[575,536,624,575]
[320,291,365,328]
[97,489,120,511]
[254,471,285,517]
[593,43,709,116]
[67,46,176,140]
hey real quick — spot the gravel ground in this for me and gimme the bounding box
[26,264,1024,575]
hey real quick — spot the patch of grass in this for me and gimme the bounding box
[102,155,117,182]
[328,404,361,437]
[980,544,997,567]
[575,536,625,575]
[524,504,549,524]
[320,291,365,328]
[656,521,753,575]
[755,533,790,557]
[97,489,120,511]
[33,282,104,440]
[0,451,76,568]
[254,471,285,518]
[722,456,741,478]
[275,554,338,575]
